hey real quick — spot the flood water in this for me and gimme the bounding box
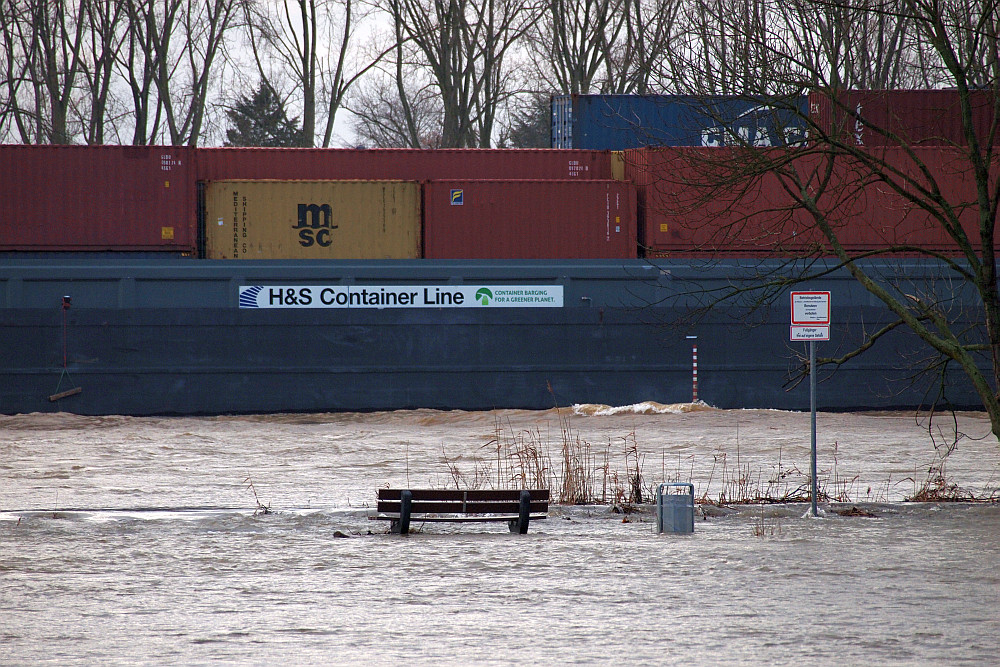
[2,406,999,665]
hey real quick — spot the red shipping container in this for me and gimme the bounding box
[0,145,196,252]
[621,148,654,247]
[423,180,637,259]
[195,148,613,182]
[635,146,989,255]
[638,147,836,254]
[808,89,997,147]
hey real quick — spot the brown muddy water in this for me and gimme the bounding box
[1,405,999,665]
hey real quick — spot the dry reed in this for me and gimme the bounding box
[435,409,997,506]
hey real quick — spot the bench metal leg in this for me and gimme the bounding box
[392,490,412,535]
[509,490,531,534]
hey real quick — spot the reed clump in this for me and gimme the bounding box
[750,504,782,537]
[438,410,998,507]
[439,409,654,506]
[904,461,977,502]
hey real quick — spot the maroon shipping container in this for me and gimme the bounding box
[634,147,822,254]
[809,89,997,147]
[0,145,196,252]
[195,148,613,182]
[633,146,989,255]
[423,180,637,259]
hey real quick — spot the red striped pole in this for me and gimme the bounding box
[687,335,698,403]
[62,296,71,369]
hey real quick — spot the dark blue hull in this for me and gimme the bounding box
[0,257,988,415]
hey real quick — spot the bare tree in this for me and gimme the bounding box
[934,0,1000,87]
[385,0,541,147]
[670,0,792,95]
[139,0,239,146]
[349,68,443,147]
[778,0,917,90]
[116,0,238,146]
[605,0,680,94]
[0,0,35,142]
[526,0,627,95]
[118,0,166,144]
[244,0,320,145]
[346,7,433,147]
[0,0,88,143]
[523,0,678,97]
[242,0,388,147]
[78,0,127,143]
[645,0,1000,439]
[2,0,162,144]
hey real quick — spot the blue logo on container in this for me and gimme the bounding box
[450,189,463,205]
[239,286,263,308]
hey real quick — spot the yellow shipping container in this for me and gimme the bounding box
[204,180,421,259]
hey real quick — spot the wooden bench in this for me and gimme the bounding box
[372,488,549,535]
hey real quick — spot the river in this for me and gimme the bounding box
[2,406,998,665]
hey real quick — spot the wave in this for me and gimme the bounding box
[571,401,717,416]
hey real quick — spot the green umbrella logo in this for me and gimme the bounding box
[475,288,493,305]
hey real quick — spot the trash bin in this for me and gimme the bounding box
[655,482,694,534]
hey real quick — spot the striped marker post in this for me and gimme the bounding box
[687,335,698,403]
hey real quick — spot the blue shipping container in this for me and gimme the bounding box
[551,94,808,149]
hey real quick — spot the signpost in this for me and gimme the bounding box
[790,291,831,517]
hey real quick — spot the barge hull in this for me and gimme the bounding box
[0,258,987,415]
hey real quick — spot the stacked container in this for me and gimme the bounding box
[808,89,997,146]
[195,148,615,181]
[628,146,988,256]
[423,179,637,259]
[551,94,809,149]
[202,180,422,259]
[0,145,196,252]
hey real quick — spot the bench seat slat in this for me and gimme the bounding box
[377,500,549,514]
[378,488,549,502]
[372,513,549,523]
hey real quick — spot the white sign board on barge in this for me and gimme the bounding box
[238,284,563,309]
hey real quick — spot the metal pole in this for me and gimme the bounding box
[61,295,72,370]
[686,335,698,403]
[62,304,68,369]
[810,340,818,517]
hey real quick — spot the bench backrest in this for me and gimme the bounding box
[377,488,549,515]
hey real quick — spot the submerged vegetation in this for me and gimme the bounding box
[437,407,1000,506]
[244,474,272,515]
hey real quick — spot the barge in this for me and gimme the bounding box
[0,144,992,415]
[0,256,986,415]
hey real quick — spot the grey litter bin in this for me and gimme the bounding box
[655,482,695,534]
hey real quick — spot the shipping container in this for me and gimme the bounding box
[626,147,817,254]
[630,146,989,255]
[551,95,809,150]
[423,179,637,259]
[202,180,421,259]
[195,148,614,182]
[808,89,998,147]
[0,145,196,252]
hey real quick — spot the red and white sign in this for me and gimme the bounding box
[790,291,831,341]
